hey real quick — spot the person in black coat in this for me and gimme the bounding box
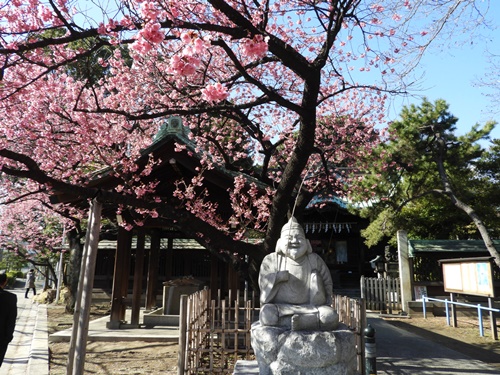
[0,273,17,367]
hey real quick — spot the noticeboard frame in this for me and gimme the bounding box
[439,257,495,298]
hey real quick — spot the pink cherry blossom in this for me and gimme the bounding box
[201,83,229,103]
[0,0,486,260]
[240,35,269,59]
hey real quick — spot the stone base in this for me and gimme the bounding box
[251,322,358,375]
[233,360,260,374]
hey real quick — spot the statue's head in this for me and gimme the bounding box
[276,217,312,260]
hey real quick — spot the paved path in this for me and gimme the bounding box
[368,314,500,374]
[1,288,49,375]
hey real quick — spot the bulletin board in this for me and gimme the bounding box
[440,257,495,298]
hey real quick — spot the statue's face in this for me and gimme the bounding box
[282,229,308,261]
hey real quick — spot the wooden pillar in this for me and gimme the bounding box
[67,200,102,375]
[146,230,161,310]
[210,254,218,292]
[359,235,365,276]
[227,261,239,295]
[108,227,132,328]
[165,238,173,280]
[120,233,132,318]
[131,230,146,326]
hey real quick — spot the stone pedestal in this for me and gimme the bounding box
[162,285,199,315]
[251,322,358,375]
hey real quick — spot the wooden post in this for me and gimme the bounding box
[67,199,102,375]
[108,227,133,327]
[450,293,458,328]
[359,298,367,375]
[131,230,146,326]
[120,232,132,319]
[360,275,365,300]
[177,294,188,375]
[489,297,498,340]
[165,237,173,280]
[146,230,161,310]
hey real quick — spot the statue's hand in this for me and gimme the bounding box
[276,270,289,283]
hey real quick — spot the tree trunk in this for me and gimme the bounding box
[66,228,84,312]
[435,137,500,268]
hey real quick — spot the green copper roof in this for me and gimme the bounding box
[408,240,500,257]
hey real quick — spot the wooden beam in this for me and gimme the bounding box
[131,230,146,326]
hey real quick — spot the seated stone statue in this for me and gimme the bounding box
[259,217,339,331]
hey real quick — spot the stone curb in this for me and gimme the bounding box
[28,303,49,375]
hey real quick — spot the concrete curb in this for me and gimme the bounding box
[28,303,49,375]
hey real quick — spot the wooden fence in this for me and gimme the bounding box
[361,276,402,313]
[332,294,367,374]
[178,289,366,375]
[178,289,258,375]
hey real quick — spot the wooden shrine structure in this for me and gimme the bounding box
[51,118,251,328]
[51,117,381,328]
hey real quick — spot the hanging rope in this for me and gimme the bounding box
[279,165,312,271]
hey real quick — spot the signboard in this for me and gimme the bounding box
[441,257,495,298]
[414,286,428,301]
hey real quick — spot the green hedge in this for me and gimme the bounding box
[5,271,20,288]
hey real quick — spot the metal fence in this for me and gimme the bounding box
[422,296,499,340]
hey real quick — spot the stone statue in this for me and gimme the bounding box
[245,217,358,374]
[258,217,339,331]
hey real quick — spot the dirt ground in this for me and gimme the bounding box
[47,304,178,375]
[47,304,500,374]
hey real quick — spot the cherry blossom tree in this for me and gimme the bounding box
[0,194,72,285]
[0,0,491,277]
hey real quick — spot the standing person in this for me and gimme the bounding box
[0,273,17,368]
[25,269,36,298]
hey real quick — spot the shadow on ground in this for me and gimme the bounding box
[385,319,500,365]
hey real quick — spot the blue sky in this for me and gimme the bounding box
[386,2,499,144]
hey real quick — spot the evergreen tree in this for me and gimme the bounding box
[351,98,500,266]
